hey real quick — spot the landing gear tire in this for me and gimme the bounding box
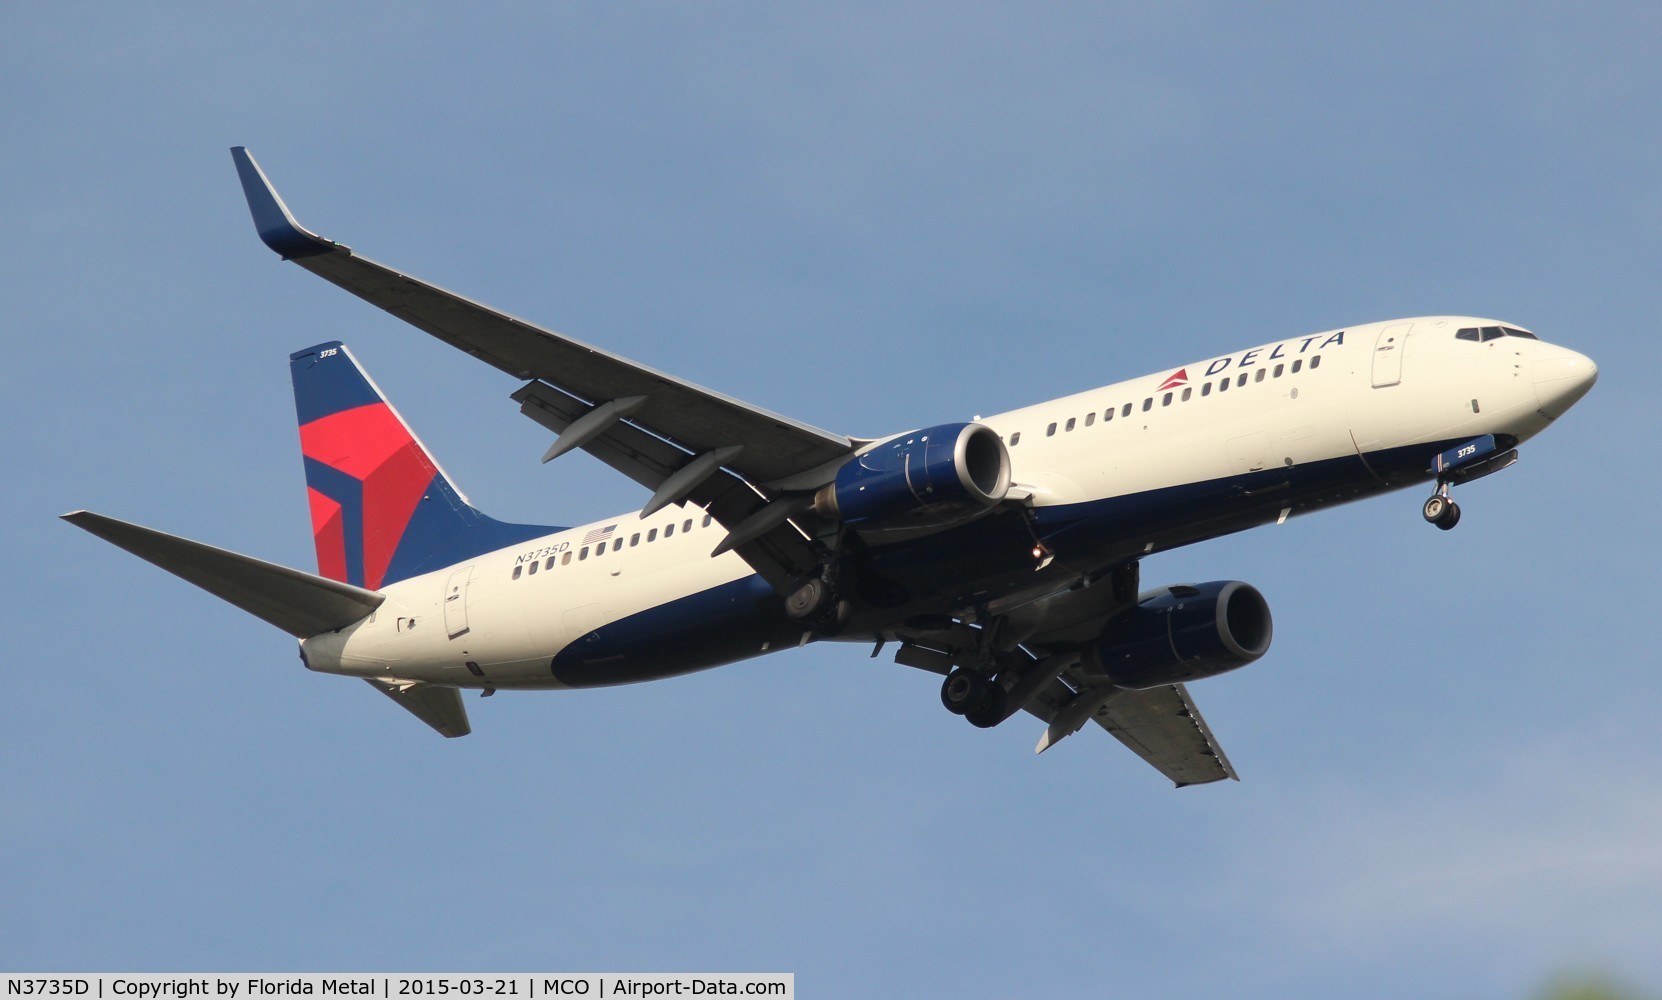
[1422,494,1461,530]
[941,670,988,715]
[941,670,1008,727]
[785,578,830,620]
[964,688,1009,729]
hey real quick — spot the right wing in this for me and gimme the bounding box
[231,147,856,590]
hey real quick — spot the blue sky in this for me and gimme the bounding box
[4,3,1658,996]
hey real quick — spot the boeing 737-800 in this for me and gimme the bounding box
[63,147,1598,786]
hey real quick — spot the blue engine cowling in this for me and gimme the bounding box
[813,422,1011,530]
[1084,581,1273,690]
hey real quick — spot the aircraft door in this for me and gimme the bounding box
[443,565,473,639]
[1370,322,1412,388]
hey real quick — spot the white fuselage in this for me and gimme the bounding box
[300,316,1594,690]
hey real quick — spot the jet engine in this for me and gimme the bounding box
[813,422,1011,532]
[1085,581,1272,689]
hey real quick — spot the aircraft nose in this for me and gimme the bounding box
[1533,345,1598,418]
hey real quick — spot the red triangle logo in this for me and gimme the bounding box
[1157,368,1188,391]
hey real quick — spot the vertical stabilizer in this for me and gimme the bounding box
[291,342,559,588]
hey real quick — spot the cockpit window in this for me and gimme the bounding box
[1458,325,1538,343]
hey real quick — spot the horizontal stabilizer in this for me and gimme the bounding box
[62,510,384,638]
[365,678,471,738]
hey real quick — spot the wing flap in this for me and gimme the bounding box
[1022,677,1237,786]
[1092,684,1238,786]
[513,380,823,590]
[62,511,383,639]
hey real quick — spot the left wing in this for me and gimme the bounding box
[893,562,1240,786]
[231,147,855,587]
[1025,679,1238,787]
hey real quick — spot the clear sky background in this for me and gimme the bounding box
[4,4,1658,997]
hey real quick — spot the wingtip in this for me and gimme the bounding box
[229,146,344,260]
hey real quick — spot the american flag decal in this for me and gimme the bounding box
[583,524,618,545]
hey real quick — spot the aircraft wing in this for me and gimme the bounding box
[231,147,854,588]
[1025,678,1238,787]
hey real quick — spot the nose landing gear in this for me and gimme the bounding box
[1421,434,1520,532]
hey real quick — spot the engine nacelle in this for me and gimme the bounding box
[1085,581,1272,690]
[814,422,1011,531]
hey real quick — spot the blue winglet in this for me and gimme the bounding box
[230,146,346,260]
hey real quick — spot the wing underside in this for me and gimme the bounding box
[1025,679,1238,786]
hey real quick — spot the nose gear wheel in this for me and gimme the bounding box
[1422,488,1461,530]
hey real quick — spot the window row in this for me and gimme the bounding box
[1011,354,1323,445]
[512,514,716,580]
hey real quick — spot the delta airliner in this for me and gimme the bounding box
[64,148,1597,786]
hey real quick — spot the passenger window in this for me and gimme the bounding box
[528,561,538,575]
[703,515,713,527]
[1103,408,1113,422]
[1218,378,1229,392]
[1121,402,1133,418]
[1047,422,1057,437]
[1161,393,1171,406]
[682,519,692,533]
[1085,412,1095,427]
[1255,368,1267,382]
[1181,387,1192,401]
[665,523,675,538]
[630,533,640,547]
[1273,363,1284,377]
[1201,383,1211,397]
[1142,397,1152,412]
[614,538,624,551]
[1237,373,1248,387]
[593,543,604,558]
[562,551,572,565]
[1065,417,1076,432]
[1010,431,1021,445]
[1310,355,1322,369]
[1456,328,1480,342]
[512,565,523,580]
[545,556,555,570]
[648,528,658,542]
[1291,359,1302,373]
[579,547,589,560]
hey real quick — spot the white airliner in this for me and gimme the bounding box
[63,148,1598,786]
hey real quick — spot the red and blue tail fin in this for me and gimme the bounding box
[291,342,559,589]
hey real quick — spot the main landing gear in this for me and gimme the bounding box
[784,575,851,632]
[1422,485,1461,531]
